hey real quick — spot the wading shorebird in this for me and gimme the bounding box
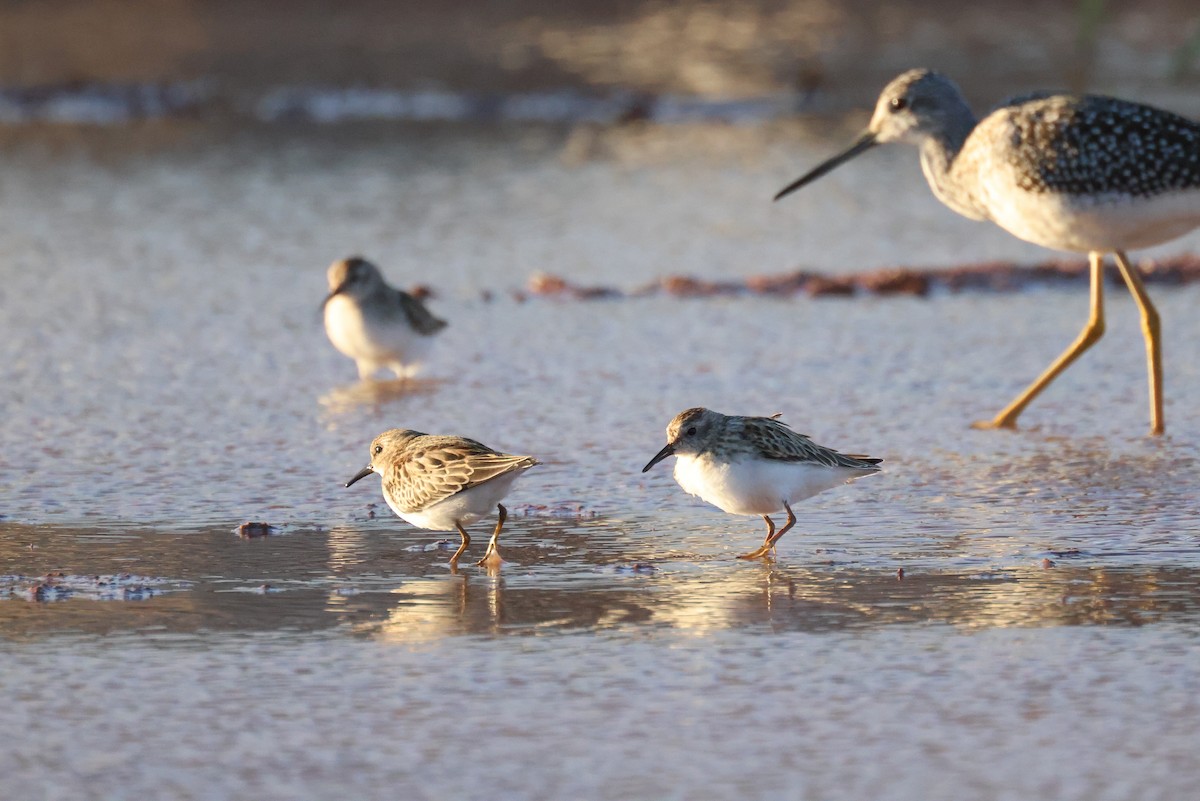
[642,408,881,560]
[775,69,1200,435]
[345,428,539,567]
[323,256,447,380]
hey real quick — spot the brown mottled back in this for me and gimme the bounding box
[370,430,538,512]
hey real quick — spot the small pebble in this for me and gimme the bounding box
[238,521,274,538]
[615,563,658,574]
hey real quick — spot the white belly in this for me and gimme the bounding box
[673,454,874,516]
[980,184,1200,254]
[392,471,524,531]
[324,296,430,377]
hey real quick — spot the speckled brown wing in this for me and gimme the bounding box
[743,417,881,470]
[385,436,536,512]
[395,289,448,336]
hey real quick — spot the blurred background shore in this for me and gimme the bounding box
[0,0,1196,126]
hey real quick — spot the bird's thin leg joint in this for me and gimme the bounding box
[766,502,797,549]
[974,251,1107,430]
[1113,251,1164,436]
[739,505,796,560]
[476,504,508,566]
[450,523,471,565]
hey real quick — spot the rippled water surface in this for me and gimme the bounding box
[2,120,1200,800]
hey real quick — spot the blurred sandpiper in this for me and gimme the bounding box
[323,256,447,380]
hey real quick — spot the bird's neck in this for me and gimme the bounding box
[917,114,990,222]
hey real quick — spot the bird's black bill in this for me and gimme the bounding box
[773,131,878,202]
[344,465,374,487]
[641,444,674,473]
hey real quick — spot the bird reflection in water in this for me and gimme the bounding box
[318,377,443,414]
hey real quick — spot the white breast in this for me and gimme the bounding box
[392,471,524,532]
[673,454,873,516]
[324,295,430,377]
[974,151,1200,254]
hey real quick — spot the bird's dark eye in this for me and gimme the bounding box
[373,445,383,454]
[686,426,697,436]
[889,96,908,111]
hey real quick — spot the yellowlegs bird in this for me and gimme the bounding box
[323,256,447,380]
[642,408,881,559]
[775,69,1200,435]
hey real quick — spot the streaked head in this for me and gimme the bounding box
[641,407,726,472]
[866,69,970,146]
[345,428,426,487]
[324,256,384,306]
[774,68,971,201]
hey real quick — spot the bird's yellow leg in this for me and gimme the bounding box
[475,504,508,567]
[766,502,797,548]
[973,251,1106,430]
[739,503,797,560]
[1113,251,1164,436]
[738,514,776,560]
[450,523,471,565]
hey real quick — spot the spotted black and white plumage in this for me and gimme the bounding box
[995,94,1200,198]
[775,68,1200,253]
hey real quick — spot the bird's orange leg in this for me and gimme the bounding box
[738,503,796,560]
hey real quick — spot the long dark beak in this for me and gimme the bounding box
[344,465,374,488]
[773,130,878,202]
[641,443,675,473]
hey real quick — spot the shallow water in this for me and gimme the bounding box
[2,121,1200,800]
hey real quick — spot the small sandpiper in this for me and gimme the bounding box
[345,428,539,567]
[642,408,881,559]
[775,69,1200,436]
[323,256,448,380]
